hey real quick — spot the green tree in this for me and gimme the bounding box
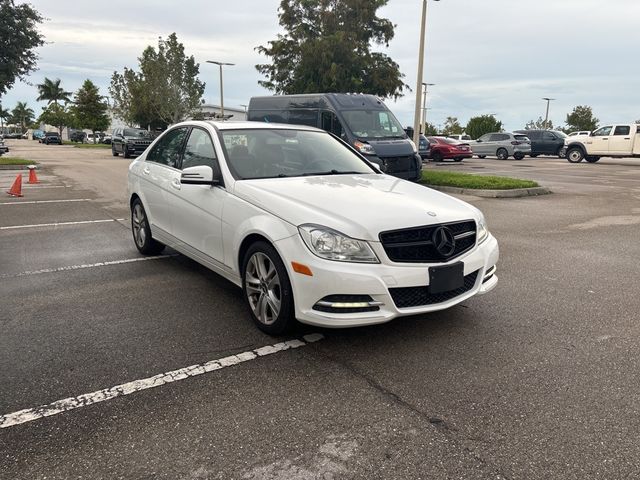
[10,101,34,132]
[38,103,73,136]
[441,116,464,136]
[525,116,553,130]
[423,122,438,135]
[256,0,408,99]
[71,79,109,142]
[0,0,45,97]
[565,105,599,132]
[0,104,9,133]
[466,115,502,140]
[36,77,72,106]
[110,33,205,129]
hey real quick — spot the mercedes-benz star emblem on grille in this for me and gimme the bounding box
[427,211,437,217]
[432,226,456,257]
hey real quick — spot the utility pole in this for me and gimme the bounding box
[422,83,435,132]
[542,97,555,130]
[207,60,235,119]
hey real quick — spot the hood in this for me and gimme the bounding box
[233,174,480,241]
[361,138,415,157]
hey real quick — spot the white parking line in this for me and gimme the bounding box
[0,334,324,429]
[0,255,177,279]
[0,198,91,206]
[0,218,126,230]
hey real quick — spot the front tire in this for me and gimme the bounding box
[131,199,165,255]
[431,151,443,162]
[566,147,584,163]
[477,155,486,159]
[123,147,130,159]
[112,145,119,156]
[513,153,525,160]
[242,241,296,335]
[496,148,509,160]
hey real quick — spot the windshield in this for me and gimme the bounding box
[341,110,405,139]
[123,128,151,138]
[553,131,568,138]
[220,129,376,180]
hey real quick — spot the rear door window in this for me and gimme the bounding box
[613,126,631,136]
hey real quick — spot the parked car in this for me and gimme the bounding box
[111,127,153,158]
[101,134,112,144]
[42,132,62,145]
[86,132,101,144]
[418,134,431,160]
[128,121,499,334]
[514,129,567,157]
[32,129,45,141]
[562,123,640,163]
[247,93,422,182]
[0,137,8,155]
[469,132,531,160]
[447,134,472,142]
[568,131,591,137]
[69,130,87,143]
[427,136,473,162]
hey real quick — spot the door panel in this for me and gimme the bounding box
[609,125,633,155]
[587,126,612,155]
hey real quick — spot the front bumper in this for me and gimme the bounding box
[275,233,499,328]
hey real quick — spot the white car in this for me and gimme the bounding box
[127,121,499,334]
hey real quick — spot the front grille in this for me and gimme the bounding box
[389,270,479,309]
[383,155,414,173]
[379,220,476,263]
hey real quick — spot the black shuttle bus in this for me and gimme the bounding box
[247,93,422,181]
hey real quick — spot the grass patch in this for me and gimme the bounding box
[0,157,36,165]
[422,170,539,190]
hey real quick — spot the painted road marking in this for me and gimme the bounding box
[0,218,126,230]
[0,334,324,428]
[0,254,178,279]
[1,185,69,189]
[0,198,91,205]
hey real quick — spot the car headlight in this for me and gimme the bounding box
[353,140,376,155]
[477,215,489,243]
[298,224,379,263]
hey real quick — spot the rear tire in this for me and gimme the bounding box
[496,148,509,160]
[454,157,463,162]
[585,156,600,163]
[566,147,584,163]
[131,199,165,255]
[477,155,486,159]
[530,154,539,158]
[242,241,296,335]
[513,153,525,160]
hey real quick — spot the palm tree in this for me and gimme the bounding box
[11,102,35,133]
[36,78,72,106]
[0,104,10,134]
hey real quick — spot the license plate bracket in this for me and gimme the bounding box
[428,262,464,294]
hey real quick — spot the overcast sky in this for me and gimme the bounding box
[3,0,639,131]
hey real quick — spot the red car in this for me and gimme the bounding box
[427,136,473,162]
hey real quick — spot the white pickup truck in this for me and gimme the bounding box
[562,124,640,163]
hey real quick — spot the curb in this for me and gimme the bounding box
[425,184,552,198]
[0,164,38,171]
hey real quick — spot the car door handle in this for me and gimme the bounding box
[624,138,631,140]
[602,138,608,140]
[171,178,181,190]
[142,167,150,175]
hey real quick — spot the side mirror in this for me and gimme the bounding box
[180,165,220,186]
[476,139,482,143]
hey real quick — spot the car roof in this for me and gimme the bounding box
[173,120,324,133]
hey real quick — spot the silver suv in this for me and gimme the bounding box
[470,132,531,160]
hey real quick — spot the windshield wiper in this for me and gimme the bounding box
[301,170,363,176]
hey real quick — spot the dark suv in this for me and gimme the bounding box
[111,127,153,158]
[43,132,62,145]
[514,129,567,157]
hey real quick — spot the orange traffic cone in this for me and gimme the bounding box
[27,166,40,184]
[7,174,23,197]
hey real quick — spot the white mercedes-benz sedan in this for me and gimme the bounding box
[128,121,499,334]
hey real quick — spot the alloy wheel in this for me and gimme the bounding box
[245,252,282,325]
[132,203,147,248]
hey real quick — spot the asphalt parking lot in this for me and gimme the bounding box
[2,141,640,479]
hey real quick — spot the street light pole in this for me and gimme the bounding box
[413,0,439,145]
[207,60,235,119]
[422,83,435,132]
[542,97,555,130]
